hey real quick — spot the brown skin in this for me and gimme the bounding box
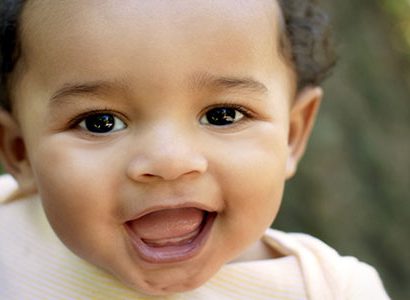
[0,0,321,295]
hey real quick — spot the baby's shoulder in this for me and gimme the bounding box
[0,174,36,204]
[0,174,18,203]
[263,229,390,300]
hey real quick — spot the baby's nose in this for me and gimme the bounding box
[126,125,208,183]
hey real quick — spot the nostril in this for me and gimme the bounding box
[138,173,161,182]
[126,153,208,183]
[143,174,155,178]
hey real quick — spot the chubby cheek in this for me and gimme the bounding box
[29,137,125,262]
[211,125,289,252]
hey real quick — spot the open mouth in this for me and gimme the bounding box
[126,207,216,264]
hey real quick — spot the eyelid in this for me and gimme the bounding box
[199,103,255,121]
[78,115,126,133]
[197,103,258,131]
[68,109,127,127]
[68,109,128,137]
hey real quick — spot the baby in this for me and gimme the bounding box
[0,0,390,299]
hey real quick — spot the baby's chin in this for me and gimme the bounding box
[117,266,218,296]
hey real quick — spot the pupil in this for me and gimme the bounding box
[206,108,236,125]
[85,114,115,133]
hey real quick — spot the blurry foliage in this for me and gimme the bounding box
[382,0,410,53]
[275,1,410,299]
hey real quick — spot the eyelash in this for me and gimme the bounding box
[200,102,255,120]
[68,108,127,129]
[67,102,255,132]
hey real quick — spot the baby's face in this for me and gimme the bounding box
[12,0,299,295]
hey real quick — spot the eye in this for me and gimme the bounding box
[78,113,126,134]
[200,106,245,126]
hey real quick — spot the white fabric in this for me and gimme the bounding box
[0,174,17,201]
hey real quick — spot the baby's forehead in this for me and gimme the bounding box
[23,0,280,20]
[18,0,288,86]
[21,0,283,49]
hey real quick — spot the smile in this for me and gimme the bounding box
[126,207,216,264]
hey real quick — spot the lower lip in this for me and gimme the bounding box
[126,212,216,264]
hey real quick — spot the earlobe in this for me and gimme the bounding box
[0,109,36,194]
[286,86,322,179]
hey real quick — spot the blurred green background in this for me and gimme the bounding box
[275,1,410,299]
[0,0,409,299]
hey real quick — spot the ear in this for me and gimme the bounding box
[0,109,36,194]
[286,86,323,179]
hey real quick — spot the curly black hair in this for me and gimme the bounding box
[0,0,24,111]
[278,0,336,88]
[0,0,336,111]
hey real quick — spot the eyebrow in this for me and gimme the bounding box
[190,72,269,95]
[49,73,269,104]
[49,80,121,104]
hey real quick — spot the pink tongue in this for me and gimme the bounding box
[129,208,204,240]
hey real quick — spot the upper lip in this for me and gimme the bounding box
[125,202,216,222]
